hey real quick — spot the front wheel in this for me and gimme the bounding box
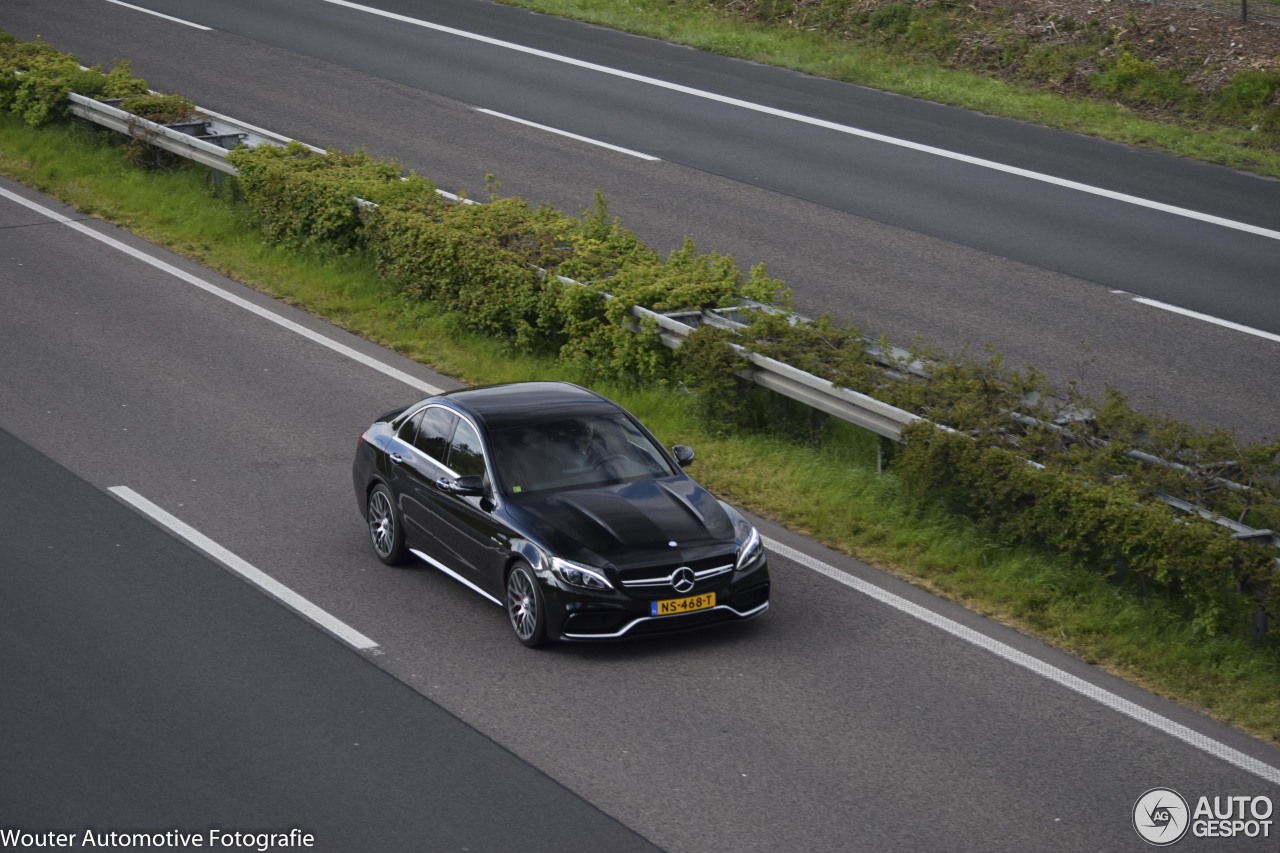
[506,562,548,648]
[367,484,407,566]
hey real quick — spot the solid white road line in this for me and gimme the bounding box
[764,536,1280,786]
[110,487,380,651]
[477,109,659,160]
[319,0,1280,242]
[102,0,211,30]
[0,187,446,396]
[1133,297,1280,344]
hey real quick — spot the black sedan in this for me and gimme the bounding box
[352,381,770,646]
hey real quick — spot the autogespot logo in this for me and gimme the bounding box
[1134,788,1191,846]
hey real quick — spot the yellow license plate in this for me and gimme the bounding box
[652,592,716,616]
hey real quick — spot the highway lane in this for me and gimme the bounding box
[0,429,662,853]
[1,0,1278,443]
[169,0,1280,327]
[3,179,1280,850]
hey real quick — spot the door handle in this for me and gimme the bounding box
[390,452,404,464]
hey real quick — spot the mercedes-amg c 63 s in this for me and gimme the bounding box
[352,381,770,646]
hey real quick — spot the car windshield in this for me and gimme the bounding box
[490,414,676,495]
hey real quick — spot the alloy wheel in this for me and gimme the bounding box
[368,488,396,559]
[507,565,544,644]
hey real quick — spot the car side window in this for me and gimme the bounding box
[396,409,424,444]
[413,407,457,464]
[449,419,486,478]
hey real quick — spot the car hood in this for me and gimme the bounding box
[509,476,735,568]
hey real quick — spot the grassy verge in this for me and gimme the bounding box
[488,0,1280,178]
[3,116,1277,742]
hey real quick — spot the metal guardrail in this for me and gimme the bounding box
[66,91,1280,560]
[633,305,921,441]
[68,93,245,173]
[1157,493,1279,545]
[68,92,326,173]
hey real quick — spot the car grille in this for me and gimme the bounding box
[617,553,734,595]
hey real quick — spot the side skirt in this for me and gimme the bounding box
[409,548,503,606]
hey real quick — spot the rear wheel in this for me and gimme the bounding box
[506,562,547,648]
[367,484,407,566]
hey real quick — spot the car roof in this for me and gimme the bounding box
[437,382,624,430]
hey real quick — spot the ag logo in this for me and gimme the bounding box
[1134,788,1190,846]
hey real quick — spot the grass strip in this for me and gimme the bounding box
[2,116,1277,743]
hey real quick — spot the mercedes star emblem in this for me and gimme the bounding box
[672,567,696,593]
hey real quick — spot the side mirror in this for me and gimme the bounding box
[672,445,695,467]
[436,474,486,496]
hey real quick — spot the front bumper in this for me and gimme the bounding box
[543,564,771,642]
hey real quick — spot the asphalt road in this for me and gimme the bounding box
[1,0,1278,440]
[0,427,661,853]
[2,175,1279,851]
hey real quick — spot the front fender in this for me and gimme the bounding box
[508,538,544,578]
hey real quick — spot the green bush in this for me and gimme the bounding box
[101,59,151,100]
[550,191,658,283]
[562,238,753,384]
[0,37,148,126]
[1216,70,1280,112]
[0,39,68,113]
[1214,70,1280,127]
[118,92,197,125]
[228,143,440,253]
[896,421,1276,636]
[1066,389,1280,534]
[365,198,568,352]
[1088,50,1195,108]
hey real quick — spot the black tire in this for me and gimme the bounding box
[506,562,548,648]
[366,483,407,566]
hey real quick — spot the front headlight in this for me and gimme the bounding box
[735,525,765,572]
[549,555,614,590]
